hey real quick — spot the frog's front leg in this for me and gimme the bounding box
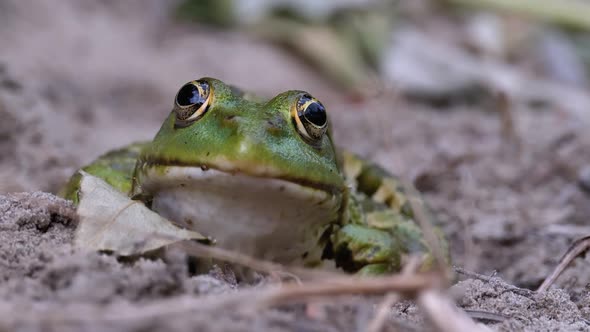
[331,223,401,275]
[334,151,450,275]
[333,209,448,274]
[60,142,150,203]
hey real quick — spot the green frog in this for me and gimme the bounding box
[62,77,448,274]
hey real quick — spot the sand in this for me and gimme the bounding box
[1,1,590,331]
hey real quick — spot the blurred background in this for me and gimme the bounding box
[1,0,589,286]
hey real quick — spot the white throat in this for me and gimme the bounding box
[143,167,341,265]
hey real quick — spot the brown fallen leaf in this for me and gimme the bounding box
[74,171,206,255]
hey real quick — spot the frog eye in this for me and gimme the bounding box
[173,80,211,126]
[292,94,328,143]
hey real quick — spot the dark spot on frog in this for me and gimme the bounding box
[206,152,210,156]
[200,165,209,171]
[279,185,285,192]
[268,115,286,127]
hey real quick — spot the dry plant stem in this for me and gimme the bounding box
[403,182,451,280]
[3,273,442,326]
[177,241,343,281]
[495,90,521,151]
[258,273,442,309]
[460,210,477,272]
[454,267,498,282]
[365,256,423,332]
[463,310,509,323]
[454,267,534,297]
[418,290,488,332]
[537,235,590,293]
[366,293,400,332]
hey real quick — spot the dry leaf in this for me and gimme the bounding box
[74,171,206,255]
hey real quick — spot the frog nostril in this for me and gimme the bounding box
[222,115,239,127]
[265,116,286,134]
[266,120,283,136]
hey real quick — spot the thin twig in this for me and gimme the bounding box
[366,293,400,332]
[495,90,521,152]
[418,290,488,332]
[177,240,344,281]
[3,271,442,326]
[464,310,510,323]
[403,181,451,281]
[454,267,534,297]
[366,256,423,332]
[454,267,497,283]
[537,235,590,293]
[258,273,443,308]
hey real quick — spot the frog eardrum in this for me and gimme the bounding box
[174,80,211,127]
[292,93,328,143]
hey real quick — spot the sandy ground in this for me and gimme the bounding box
[1,1,590,331]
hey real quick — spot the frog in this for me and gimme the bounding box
[62,77,449,275]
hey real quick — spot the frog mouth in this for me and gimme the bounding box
[138,165,344,265]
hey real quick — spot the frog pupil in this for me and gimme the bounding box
[303,102,327,127]
[177,84,203,107]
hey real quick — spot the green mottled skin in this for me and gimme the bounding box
[62,77,449,274]
[133,81,342,194]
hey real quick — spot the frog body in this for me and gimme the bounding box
[63,78,448,274]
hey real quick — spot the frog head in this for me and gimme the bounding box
[133,78,347,264]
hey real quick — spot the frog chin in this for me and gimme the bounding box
[141,166,342,265]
